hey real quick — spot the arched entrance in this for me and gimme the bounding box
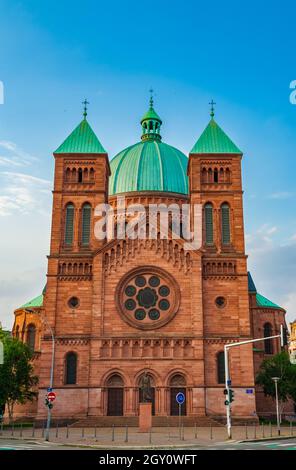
[138,373,155,415]
[107,374,124,416]
[169,374,186,416]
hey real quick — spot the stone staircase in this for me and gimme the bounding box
[71,415,223,428]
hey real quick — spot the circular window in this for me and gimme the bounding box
[159,299,170,311]
[125,299,136,310]
[68,297,79,308]
[149,309,160,320]
[135,276,146,287]
[135,309,146,320]
[136,287,158,308]
[125,285,136,297]
[149,276,160,287]
[116,267,180,330]
[159,285,170,297]
[215,296,226,308]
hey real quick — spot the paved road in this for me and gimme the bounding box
[201,438,296,450]
[0,438,87,450]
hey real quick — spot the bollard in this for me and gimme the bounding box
[125,425,128,443]
[94,426,97,439]
[182,424,185,441]
[112,424,115,442]
[168,422,170,440]
[149,428,152,444]
[194,423,197,439]
[210,424,213,440]
[0,421,3,436]
[42,421,45,438]
[20,423,23,438]
[56,423,59,438]
[11,422,14,436]
[66,425,69,439]
[82,427,85,438]
[270,421,272,437]
[254,423,256,439]
[290,421,292,436]
[32,422,35,437]
[245,423,248,439]
[292,422,294,437]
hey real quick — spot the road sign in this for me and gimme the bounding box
[227,379,231,386]
[47,387,53,393]
[47,391,56,402]
[246,389,253,394]
[176,392,185,405]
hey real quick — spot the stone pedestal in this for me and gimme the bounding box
[139,402,152,432]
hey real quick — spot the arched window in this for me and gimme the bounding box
[221,203,231,244]
[205,203,214,245]
[81,203,91,246]
[264,323,273,354]
[217,351,225,384]
[26,324,36,351]
[64,203,74,246]
[65,352,77,384]
[214,168,218,183]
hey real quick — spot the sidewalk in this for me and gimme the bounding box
[1,425,295,449]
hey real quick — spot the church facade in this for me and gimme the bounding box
[12,99,289,423]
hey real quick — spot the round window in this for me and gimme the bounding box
[68,297,79,308]
[215,296,226,308]
[116,268,180,330]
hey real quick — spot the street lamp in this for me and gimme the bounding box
[272,377,280,436]
[24,309,55,441]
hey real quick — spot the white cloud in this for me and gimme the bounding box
[0,141,38,168]
[268,191,295,200]
[0,171,51,216]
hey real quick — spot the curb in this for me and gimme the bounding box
[238,435,295,443]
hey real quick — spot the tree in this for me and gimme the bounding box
[0,329,38,422]
[256,351,296,418]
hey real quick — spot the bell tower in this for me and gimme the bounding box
[188,102,256,417]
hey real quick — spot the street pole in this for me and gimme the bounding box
[43,317,55,442]
[223,326,284,440]
[272,377,280,436]
[224,345,232,439]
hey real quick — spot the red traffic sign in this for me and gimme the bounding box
[47,391,56,402]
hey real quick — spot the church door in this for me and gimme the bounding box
[169,374,187,416]
[106,374,124,416]
[107,388,123,416]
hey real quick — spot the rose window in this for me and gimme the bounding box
[116,268,180,330]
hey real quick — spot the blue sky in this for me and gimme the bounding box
[0,0,296,328]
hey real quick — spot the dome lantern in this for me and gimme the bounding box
[140,92,162,142]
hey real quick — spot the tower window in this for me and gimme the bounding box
[78,168,83,183]
[217,351,225,384]
[214,168,218,183]
[81,203,91,246]
[205,203,214,245]
[221,203,231,244]
[65,352,77,385]
[64,203,75,246]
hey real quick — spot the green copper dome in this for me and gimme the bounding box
[109,99,188,195]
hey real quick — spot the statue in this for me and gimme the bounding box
[140,373,152,402]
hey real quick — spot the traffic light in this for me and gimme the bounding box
[229,389,235,403]
[44,397,53,409]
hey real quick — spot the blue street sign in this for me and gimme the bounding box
[176,392,185,405]
[227,379,231,386]
[47,387,53,393]
[246,389,253,394]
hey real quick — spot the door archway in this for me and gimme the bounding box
[107,374,124,416]
[169,374,187,416]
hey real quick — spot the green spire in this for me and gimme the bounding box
[190,106,242,155]
[140,90,162,142]
[54,101,106,154]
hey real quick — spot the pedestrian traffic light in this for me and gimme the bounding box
[44,397,53,409]
[229,389,235,403]
[223,389,228,395]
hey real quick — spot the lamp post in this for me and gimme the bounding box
[272,377,280,436]
[24,309,55,441]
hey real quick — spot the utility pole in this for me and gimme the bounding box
[224,325,284,439]
[272,377,280,436]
